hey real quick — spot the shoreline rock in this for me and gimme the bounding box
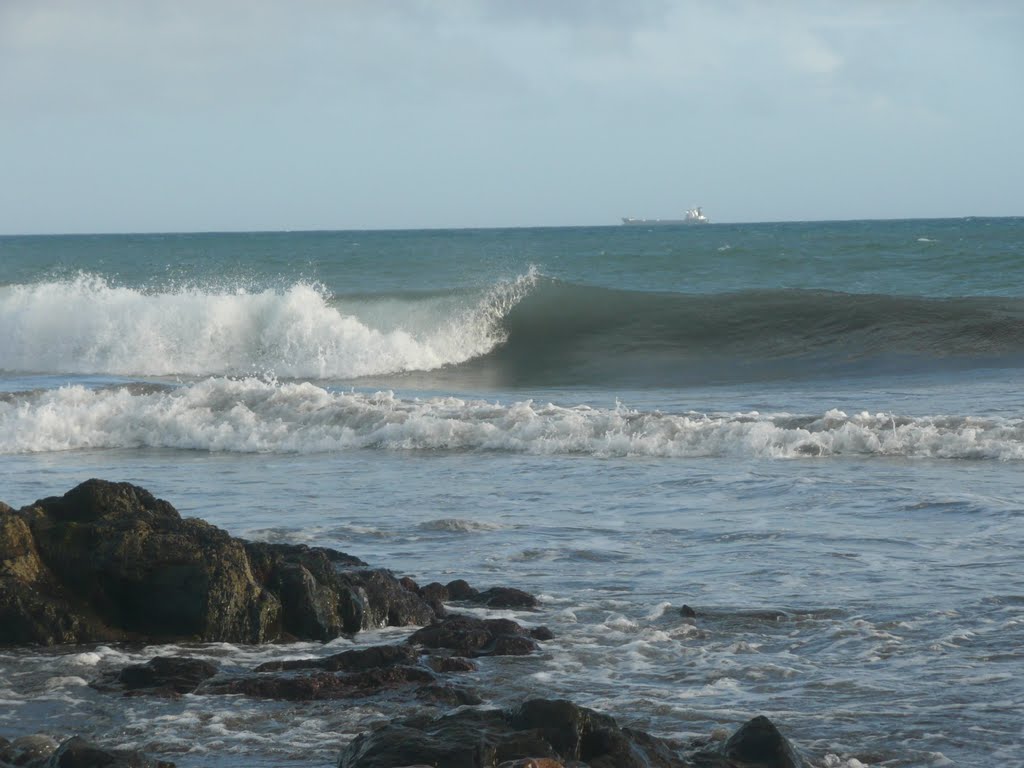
[1,480,534,647]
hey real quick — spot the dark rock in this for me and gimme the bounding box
[681,605,697,618]
[529,626,554,641]
[103,656,218,696]
[415,683,483,707]
[255,643,418,673]
[1,734,58,765]
[337,698,687,768]
[723,715,803,768]
[691,715,804,768]
[420,580,539,611]
[46,735,175,767]
[335,568,437,632]
[199,666,434,701]
[426,655,477,673]
[407,614,548,657]
[3,480,281,645]
[445,579,479,600]
[475,587,539,609]
[0,480,438,646]
[417,582,449,614]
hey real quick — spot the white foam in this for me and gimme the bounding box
[0,270,537,378]
[2,381,1023,460]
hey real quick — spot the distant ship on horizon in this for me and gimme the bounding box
[622,206,709,225]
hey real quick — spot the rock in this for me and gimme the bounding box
[1,733,59,765]
[46,735,175,767]
[407,615,550,657]
[0,480,438,646]
[416,580,539,610]
[94,656,218,696]
[475,587,539,609]
[426,655,477,673]
[681,604,697,618]
[5,480,281,644]
[722,715,803,768]
[415,683,483,707]
[691,715,804,768]
[445,579,479,600]
[337,698,688,768]
[255,643,418,673]
[199,666,435,701]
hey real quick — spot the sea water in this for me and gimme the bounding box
[0,219,1022,766]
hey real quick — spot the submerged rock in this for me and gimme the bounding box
[0,479,438,645]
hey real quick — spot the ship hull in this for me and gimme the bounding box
[621,218,708,225]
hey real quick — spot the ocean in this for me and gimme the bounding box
[1,218,1022,766]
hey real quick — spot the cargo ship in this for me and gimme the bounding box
[622,206,709,225]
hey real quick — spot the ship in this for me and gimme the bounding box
[621,206,709,225]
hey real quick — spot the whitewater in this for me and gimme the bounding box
[1,219,1022,767]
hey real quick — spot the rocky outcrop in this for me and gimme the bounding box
[0,480,437,645]
[337,698,688,768]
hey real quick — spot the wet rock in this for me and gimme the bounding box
[407,615,550,657]
[0,734,59,766]
[96,656,219,696]
[415,683,483,707]
[0,480,437,646]
[337,698,688,768]
[335,568,437,632]
[475,587,539,609]
[3,480,281,644]
[199,666,435,701]
[426,655,477,673]
[680,604,697,618]
[416,580,539,610]
[255,643,418,673]
[691,715,804,768]
[47,735,175,767]
[445,579,479,600]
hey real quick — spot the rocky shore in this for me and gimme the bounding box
[1,480,812,767]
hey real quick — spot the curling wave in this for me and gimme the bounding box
[1,378,1022,460]
[0,271,537,379]
[3,274,1024,386]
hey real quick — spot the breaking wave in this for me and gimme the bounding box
[0,271,536,379]
[3,273,1023,386]
[1,378,1021,460]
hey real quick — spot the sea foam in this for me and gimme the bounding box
[1,378,1022,459]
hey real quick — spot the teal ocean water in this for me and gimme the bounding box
[1,219,1022,766]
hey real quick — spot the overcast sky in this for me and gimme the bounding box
[1,1,1021,233]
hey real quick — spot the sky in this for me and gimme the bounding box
[1,0,1021,233]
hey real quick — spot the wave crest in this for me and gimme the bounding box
[0,271,538,378]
